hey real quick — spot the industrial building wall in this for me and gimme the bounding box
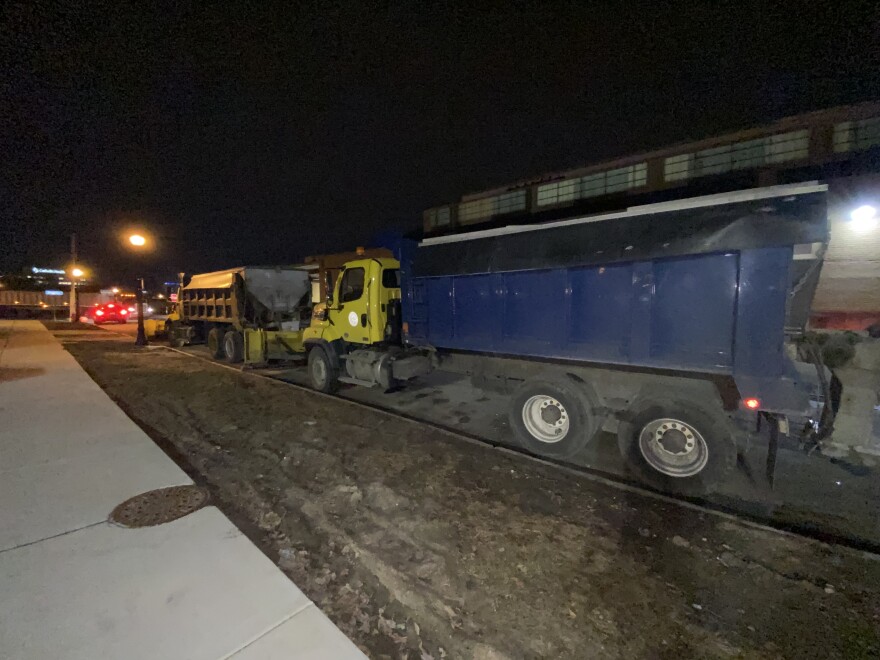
[812,175,880,322]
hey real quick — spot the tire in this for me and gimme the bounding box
[508,379,600,460]
[617,398,735,495]
[167,321,188,348]
[207,327,226,359]
[223,330,244,363]
[308,346,340,393]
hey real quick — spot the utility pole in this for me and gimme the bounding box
[135,277,148,346]
[69,233,78,323]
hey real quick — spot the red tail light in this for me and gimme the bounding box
[743,398,760,410]
[108,303,115,308]
[95,310,105,316]
[120,309,128,315]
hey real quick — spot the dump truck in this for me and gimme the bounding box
[169,251,396,364]
[167,266,311,362]
[247,183,837,492]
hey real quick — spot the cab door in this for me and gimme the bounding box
[334,263,371,344]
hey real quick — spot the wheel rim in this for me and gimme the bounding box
[638,418,709,478]
[521,395,570,443]
[224,334,233,356]
[311,355,327,387]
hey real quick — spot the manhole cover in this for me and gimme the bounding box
[109,485,209,527]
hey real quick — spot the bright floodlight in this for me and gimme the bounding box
[71,267,84,278]
[129,234,147,246]
[111,287,120,293]
[850,205,877,233]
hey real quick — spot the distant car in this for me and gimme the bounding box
[85,303,130,324]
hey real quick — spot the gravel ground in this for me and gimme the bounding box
[58,332,880,659]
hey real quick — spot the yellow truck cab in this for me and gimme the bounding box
[303,257,432,392]
[304,257,401,346]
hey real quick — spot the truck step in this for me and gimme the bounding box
[337,376,376,388]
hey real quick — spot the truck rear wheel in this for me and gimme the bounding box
[223,330,244,363]
[207,327,226,359]
[509,379,600,460]
[166,321,187,348]
[308,347,340,394]
[617,398,735,495]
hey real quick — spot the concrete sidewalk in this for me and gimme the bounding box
[0,320,364,660]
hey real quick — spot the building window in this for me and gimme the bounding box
[695,145,732,176]
[536,162,647,206]
[665,130,810,182]
[664,153,693,181]
[496,190,527,214]
[766,129,809,163]
[458,198,494,223]
[458,190,527,223]
[579,172,605,198]
[731,138,766,170]
[425,206,452,229]
[536,181,565,205]
[834,116,880,153]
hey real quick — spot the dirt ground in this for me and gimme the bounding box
[58,331,880,659]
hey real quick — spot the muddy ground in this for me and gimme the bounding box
[57,331,880,659]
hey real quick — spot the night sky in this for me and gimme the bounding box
[2,2,878,285]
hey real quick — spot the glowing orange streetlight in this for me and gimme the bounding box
[125,232,151,345]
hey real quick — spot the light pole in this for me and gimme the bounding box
[69,233,78,322]
[68,266,84,323]
[128,233,149,346]
[135,277,148,346]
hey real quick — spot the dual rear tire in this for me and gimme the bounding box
[508,379,601,460]
[616,398,735,495]
[207,327,244,363]
[508,378,735,493]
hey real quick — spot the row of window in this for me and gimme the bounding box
[536,162,648,207]
[833,116,880,153]
[663,129,810,182]
[424,114,880,229]
[457,189,527,224]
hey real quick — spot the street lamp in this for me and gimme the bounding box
[67,266,85,322]
[126,232,150,346]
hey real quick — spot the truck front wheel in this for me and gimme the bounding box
[617,399,735,495]
[207,327,226,359]
[509,379,600,460]
[308,347,340,394]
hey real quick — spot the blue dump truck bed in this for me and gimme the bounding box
[401,184,830,417]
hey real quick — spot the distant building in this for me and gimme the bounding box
[423,102,880,329]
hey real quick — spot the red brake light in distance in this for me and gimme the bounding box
[95,310,104,316]
[120,309,128,315]
[743,398,760,410]
[108,303,115,308]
